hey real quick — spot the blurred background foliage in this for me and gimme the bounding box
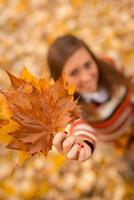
[0,0,134,199]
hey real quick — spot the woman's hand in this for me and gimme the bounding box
[52,131,92,162]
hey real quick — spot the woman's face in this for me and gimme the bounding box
[63,48,99,94]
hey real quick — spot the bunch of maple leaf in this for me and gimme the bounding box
[0,68,80,157]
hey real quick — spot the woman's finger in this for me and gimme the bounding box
[78,142,92,162]
[52,132,67,153]
[66,143,80,160]
[83,142,92,160]
[78,147,85,162]
[63,135,76,154]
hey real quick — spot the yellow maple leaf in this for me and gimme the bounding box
[0,120,19,144]
[0,93,12,119]
[0,91,19,144]
[16,151,30,166]
[21,67,50,91]
[0,68,80,160]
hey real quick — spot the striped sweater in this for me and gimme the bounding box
[69,55,134,154]
[67,86,134,154]
[64,56,134,155]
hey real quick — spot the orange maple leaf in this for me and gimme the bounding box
[0,119,9,128]
[0,69,80,156]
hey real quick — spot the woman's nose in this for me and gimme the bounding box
[80,71,90,83]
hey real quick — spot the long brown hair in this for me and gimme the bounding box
[47,34,133,97]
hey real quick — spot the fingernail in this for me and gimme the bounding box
[77,143,83,148]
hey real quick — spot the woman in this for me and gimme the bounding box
[47,34,134,162]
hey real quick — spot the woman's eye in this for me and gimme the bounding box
[84,61,91,69]
[70,69,79,76]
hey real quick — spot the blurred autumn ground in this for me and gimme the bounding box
[0,0,134,200]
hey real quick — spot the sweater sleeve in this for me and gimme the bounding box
[65,118,97,154]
